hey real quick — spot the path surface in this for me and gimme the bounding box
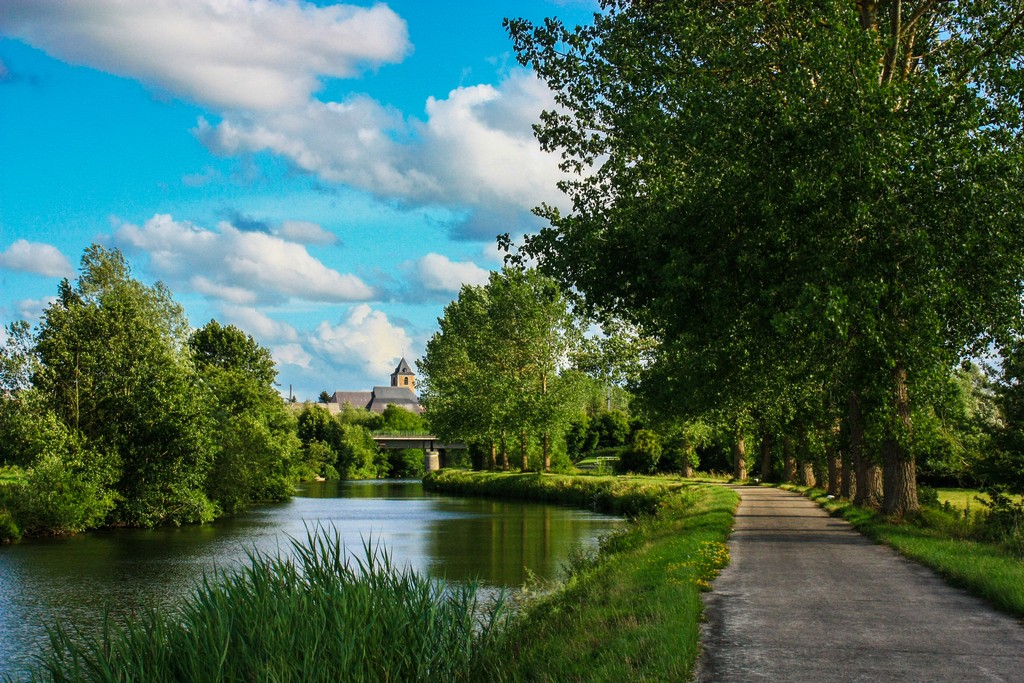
[698,486,1024,682]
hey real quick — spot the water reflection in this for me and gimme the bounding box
[0,480,619,677]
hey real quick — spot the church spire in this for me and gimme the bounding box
[390,357,415,391]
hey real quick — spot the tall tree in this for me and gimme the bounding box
[34,246,215,526]
[507,1,1024,515]
[189,320,297,513]
[419,268,582,471]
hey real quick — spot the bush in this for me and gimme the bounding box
[6,448,119,536]
[616,429,662,474]
[0,507,20,542]
[388,449,426,479]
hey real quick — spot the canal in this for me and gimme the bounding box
[0,479,620,677]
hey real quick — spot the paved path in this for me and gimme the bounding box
[698,486,1024,682]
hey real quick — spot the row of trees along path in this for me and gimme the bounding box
[699,487,1024,682]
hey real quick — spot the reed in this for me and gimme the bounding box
[21,528,507,683]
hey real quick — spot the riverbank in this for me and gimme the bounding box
[426,470,739,681]
[13,473,737,682]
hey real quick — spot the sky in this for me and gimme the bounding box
[0,0,598,400]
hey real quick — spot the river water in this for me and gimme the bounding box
[0,479,620,678]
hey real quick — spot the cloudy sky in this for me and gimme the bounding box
[0,0,596,399]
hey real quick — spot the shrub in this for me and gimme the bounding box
[616,429,662,474]
[0,507,20,543]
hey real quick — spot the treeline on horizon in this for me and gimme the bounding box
[0,246,427,542]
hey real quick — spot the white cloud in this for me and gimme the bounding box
[0,240,74,277]
[272,343,313,369]
[3,2,568,239]
[413,253,491,293]
[481,241,507,264]
[0,0,410,111]
[113,214,374,304]
[16,297,57,322]
[309,304,411,380]
[277,221,337,245]
[198,70,567,238]
[220,305,299,343]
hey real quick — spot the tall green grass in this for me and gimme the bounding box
[18,528,507,683]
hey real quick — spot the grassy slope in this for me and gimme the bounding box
[782,484,1024,618]
[425,471,739,682]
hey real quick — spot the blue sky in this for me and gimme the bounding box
[0,0,597,399]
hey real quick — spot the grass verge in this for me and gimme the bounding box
[780,484,1024,618]
[427,470,739,682]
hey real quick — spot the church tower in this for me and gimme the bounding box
[390,357,415,392]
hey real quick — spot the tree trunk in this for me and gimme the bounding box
[827,451,841,496]
[543,432,551,472]
[826,421,841,496]
[850,391,882,507]
[759,434,773,482]
[797,429,816,487]
[520,430,529,471]
[683,460,695,478]
[799,462,816,487]
[489,441,497,471]
[882,364,918,517]
[841,437,855,500]
[500,431,509,471]
[783,435,797,483]
[733,436,747,480]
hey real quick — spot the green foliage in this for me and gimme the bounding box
[975,487,1024,554]
[28,529,508,682]
[984,336,1024,493]
[188,319,276,386]
[617,429,662,474]
[337,404,384,430]
[425,470,679,518]
[0,402,119,535]
[0,320,38,394]
[190,321,298,514]
[914,363,999,486]
[33,246,215,527]
[380,404,426,432]
[419,268,584,471]
[0,246,300,535]
[507,0,1024,516]
[337,424,385,480]
[591,410,630,448]
[386,449,425,479]
[0,507,20,543]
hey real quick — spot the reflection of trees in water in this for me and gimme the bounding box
[423,500,614,587]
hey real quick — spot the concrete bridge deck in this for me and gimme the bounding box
[370,433,465,451]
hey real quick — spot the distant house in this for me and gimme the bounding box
[325,357,423,414]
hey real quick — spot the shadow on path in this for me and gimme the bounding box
[698,486,1024,682]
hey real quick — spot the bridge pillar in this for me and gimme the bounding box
[424,449,441,472]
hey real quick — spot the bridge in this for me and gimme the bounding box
[370,432,466,471]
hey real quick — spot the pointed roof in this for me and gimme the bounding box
[392,357,414,376]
